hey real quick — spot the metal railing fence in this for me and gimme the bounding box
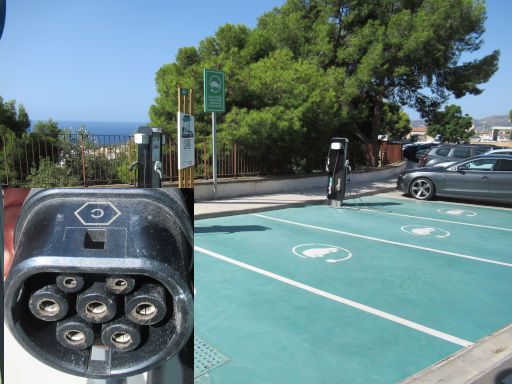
[1,133,402,187]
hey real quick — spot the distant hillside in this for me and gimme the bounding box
[411,119,426,128]
[473,115,511,131]
[410,115,511,131]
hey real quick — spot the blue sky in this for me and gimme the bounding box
[0,0,510,122]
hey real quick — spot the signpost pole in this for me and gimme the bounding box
[212,112,217,197]
[204,68,225,199]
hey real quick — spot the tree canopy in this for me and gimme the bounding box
[0,99,134,187]
[32,119,61,139]
[383,104,412,140]
[427,104,473,142]
[150,0,499,168]
[0,97,30,136]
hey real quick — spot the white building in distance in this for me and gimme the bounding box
[492,126,512,142]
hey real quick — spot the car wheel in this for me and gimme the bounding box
[409,178,435,200]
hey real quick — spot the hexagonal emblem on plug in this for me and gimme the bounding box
[74,202,121,226]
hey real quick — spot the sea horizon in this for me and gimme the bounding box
[30,119,149,136]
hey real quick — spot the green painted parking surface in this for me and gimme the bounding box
[195,255,460,384]
[345,194,512,229]
[255,203,511,265]
[194,197,512,383]
[196,212,512,341]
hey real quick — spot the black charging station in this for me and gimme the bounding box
[131,127,164,188]
[4,188,193,381]
[0,0,5,41]
[326,137,350,208]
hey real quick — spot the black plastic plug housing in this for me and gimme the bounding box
[4,188,193,379]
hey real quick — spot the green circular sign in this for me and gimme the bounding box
[209,76,222,93]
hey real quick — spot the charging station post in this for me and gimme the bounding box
[133,127,164,188]
[0,0,5,41]
[326,137,350,208]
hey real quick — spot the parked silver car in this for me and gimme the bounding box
[418,144,493,167]
[484,148,512,156]
[397,154,512,203]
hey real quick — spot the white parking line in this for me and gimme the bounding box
[378,193,512,212]
[195,245,473,348]
[356,208,512,232]
[253,214,512,268]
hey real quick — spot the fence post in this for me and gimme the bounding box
[128,139,133,185]
[169,139,173,181]
[2,136,8,185]
[380,142,387,166]
[24,142,29,179]
[233,142,237,179]
[81,137,87,187]
[16,140,22,184]
[203,139,207,179]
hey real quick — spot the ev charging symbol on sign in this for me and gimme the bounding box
[204,68,225,113]
[209,76,222,93]
[292,244,352,263]
[74,202,121,226]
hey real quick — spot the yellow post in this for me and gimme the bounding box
[178,84,183,187]
[189,89,193,115]
[177,84,182,112]
[176,85,195,188]
[190,88,194,187]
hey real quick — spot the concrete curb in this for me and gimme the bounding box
[194,163,405,201]
[194,186,397,220]
[400,323,512,384]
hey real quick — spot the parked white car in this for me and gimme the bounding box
[484,148,512,156]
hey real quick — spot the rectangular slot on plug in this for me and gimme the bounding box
[90,345,108,361]
[84,230,106,250]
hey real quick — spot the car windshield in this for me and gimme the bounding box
[453,148,472,158]
[434,147,451,156]
[474,147,489,155]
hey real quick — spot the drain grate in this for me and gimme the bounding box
[194,336,230,378]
